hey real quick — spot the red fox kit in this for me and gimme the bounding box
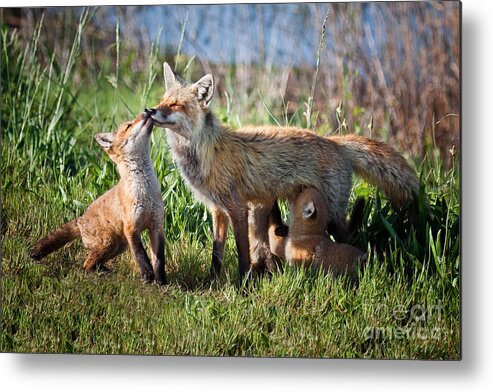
[268,187,366,280]
[30,110,167,285]
[248,187,366,274]
[150,63,418,281]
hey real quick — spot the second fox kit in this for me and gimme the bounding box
[151,63,418,281]
[30,110,167,285]
[268,187,366,280]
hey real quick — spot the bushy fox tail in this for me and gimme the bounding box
[30,219,80,261]
[332,134,419,208]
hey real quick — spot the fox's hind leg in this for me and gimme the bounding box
[347,196,366,235]
[248,203,279,273]
[82,240,126,272]
[327,197,366,242]
[150,226,167,285]
[327,218,348,243]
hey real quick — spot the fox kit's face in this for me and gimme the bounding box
[292,187,330,231]
[151,62,214,140]
[94,110,154,164]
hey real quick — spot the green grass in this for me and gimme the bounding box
[0,18,460,358]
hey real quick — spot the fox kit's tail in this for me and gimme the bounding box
[30,219,80,260]
[333,134,419,208]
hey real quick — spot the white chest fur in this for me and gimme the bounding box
[120,158,164,229]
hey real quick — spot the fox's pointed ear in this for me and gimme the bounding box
[163,62,176,92]
[193,74,214,107]
[302,200,317,220]
[94,132,115,151]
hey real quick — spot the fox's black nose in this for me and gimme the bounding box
[144,108,156,115]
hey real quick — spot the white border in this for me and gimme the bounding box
[2,0,492,390]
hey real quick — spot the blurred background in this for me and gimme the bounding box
[2,2,460,166]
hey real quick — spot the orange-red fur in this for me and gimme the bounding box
[30,111,166,285]
[268,187,366,279]
[151,63,418,281]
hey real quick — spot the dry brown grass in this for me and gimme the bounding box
[3,3,460,166]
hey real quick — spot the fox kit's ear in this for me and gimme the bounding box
[94,132,115,151]
[163,62,176,92]
[302,200,317,220]
[193,74,214,107]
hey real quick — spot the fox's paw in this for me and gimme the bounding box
[141,270,155,284]
[155,273,168,286]
[95,264,112,274]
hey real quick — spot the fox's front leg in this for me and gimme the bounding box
[150,226,167,285]
[124,227,155,283]
[211,207,229,279]
[224,203,251,284]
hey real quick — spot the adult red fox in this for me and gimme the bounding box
[150,63,418,282]
[30,110,167,285]
[268,187,366,280]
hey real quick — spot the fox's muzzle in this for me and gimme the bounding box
[149,106,174,127]
[134,109,154,132]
